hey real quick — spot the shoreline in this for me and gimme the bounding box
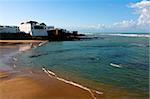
[0,42,102,99]
[42,67,103,99]
[0,40,48,43]
[0,41,148,99]
[0,69,96,99]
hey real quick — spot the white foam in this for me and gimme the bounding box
[106,34,150,38]
[38,42,47,47]
[13,57,18,61]
[19,43,33,52]
[42,67,103,99]
[47,70,57,77]
[110,63,122,68]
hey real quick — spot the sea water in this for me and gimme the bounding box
[16,33,149,98]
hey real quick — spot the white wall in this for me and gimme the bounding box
[19,23,32,34]
[19,23,48,36]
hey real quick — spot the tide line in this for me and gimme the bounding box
[42,67,103,99]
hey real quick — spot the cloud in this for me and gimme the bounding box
[65,0,150,33]
[103,0,150,33]
[129,0,150,26]
[130,0,150,8]
[113,20,136,28]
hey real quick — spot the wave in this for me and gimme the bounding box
[103,33,150,38]
[110,63,122,68]
[85,44,149,48]
[19,44,33,52]
[42,67,103,99]
[38,42,48,47]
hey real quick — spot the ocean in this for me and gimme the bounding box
[16,33,149,98]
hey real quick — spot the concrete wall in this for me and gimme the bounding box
[0,26,19,33]
[32,28,48,36]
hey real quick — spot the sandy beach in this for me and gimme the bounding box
[0,71,94,99]
[0,41,102,99]
[0,40,48,43]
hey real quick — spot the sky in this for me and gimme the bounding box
[0,0,150,33]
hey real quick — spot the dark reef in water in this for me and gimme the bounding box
[29,53,49,58]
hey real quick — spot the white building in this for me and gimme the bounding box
[0,25,19,33]
[19,21,48,36]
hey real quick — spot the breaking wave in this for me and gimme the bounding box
[105,33,150,38]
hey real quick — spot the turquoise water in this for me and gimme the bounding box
[16,34,149,97]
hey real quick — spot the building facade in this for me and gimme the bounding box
[47,26,54,31]
[0,26,19,33]
[19,21,48,36]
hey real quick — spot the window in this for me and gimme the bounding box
[34,26,44,29]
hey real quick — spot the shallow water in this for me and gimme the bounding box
[16,34,149,98]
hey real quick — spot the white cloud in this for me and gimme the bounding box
[130,0,150,8]
[100,0,150,32]
[137,8,150,26]
[65,24,107,31]
[113,20,136,28]
[130,0,150,26]
[67,0,150,33]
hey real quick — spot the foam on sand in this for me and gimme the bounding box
[42,67,103,99]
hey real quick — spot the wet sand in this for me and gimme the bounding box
[0,40,48,43]
[0,71,95,99]
[0,41,100,99]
